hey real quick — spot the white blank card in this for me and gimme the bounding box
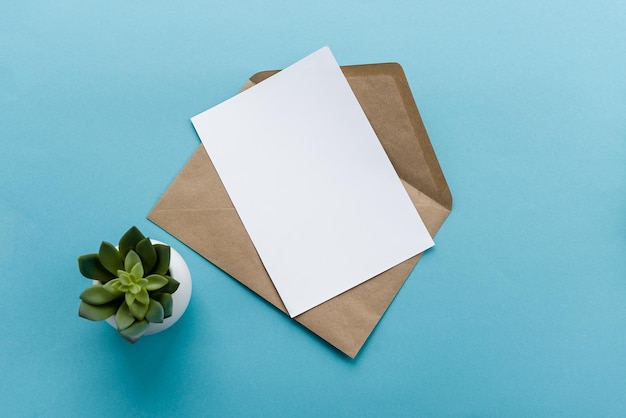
[191,47,434,317]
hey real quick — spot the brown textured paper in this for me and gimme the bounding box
[148,63,452,358]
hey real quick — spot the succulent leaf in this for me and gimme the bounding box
[146,299,165,323]
[98,241,124,275]
[80,285,121,305]
[78,254,115,283]
[124,250,142,273]
[79,301,117,321]
[144,274,168,291]
[125,292,136,307]
[115,302,135,330]
[136,288,149,305]
[104,278,121,292]
[160,275,180,294]
[136,238,157,273]
[128,299,148,320]
[152,293,173,318]
[119,319,149,343]
[152,244,170,275]
[130,260,144,280]
[117,272,131,286]
[118,226,145,258]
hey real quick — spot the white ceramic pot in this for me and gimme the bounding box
[102,240,192,335]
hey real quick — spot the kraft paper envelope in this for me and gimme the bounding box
[148,63,452,358]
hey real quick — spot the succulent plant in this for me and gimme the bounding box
[78,226,179,343]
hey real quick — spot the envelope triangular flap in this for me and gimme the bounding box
[148,63,452,358]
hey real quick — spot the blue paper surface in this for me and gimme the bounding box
[1,1,625,416]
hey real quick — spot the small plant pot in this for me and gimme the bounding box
[99,240,192,336]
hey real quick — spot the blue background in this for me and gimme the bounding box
[1,1,625,416]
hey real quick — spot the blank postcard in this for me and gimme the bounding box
[191,47,434,317]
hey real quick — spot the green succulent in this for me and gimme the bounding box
[78,226,179,343]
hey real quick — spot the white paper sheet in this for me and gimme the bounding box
[191,47,434,317]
